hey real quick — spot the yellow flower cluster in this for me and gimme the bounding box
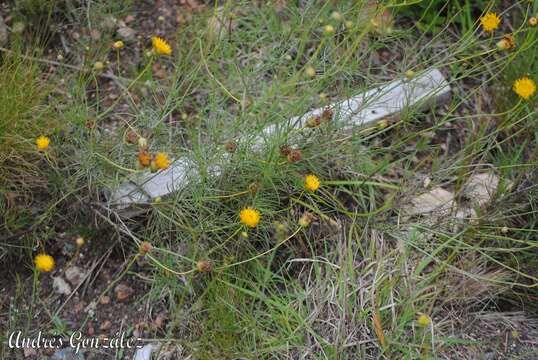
[35,254,55,272]
[513,77,536,100]
[480,12,501,32]
[152,36,172,56]
[240,207,261,228]
[36,136,50,150]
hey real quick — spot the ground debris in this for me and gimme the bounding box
[462,171,502,207]
[114,283,134,301]
[402,187,455,217]
[65,266,86,287]
[52,276,72,296]
[133,344,160,360]
[0,16,7,47]
[48,348,84,360]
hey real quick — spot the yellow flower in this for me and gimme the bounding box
[417,314,431,327]
[240,207,261,228]
[513,77,536,100]
[35,254,55,272]
[154,152,171,169]
[36,136,50,150]
[152,36,172,56]
[305,174,320,192]
[480,12,501,32]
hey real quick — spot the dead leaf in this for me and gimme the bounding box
[402,187,455,216]
[372,310,386,348]
[462,171,501,207]
[100,295,111,305]
[114,283,134,301]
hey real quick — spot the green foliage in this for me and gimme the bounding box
[397,0,489,33]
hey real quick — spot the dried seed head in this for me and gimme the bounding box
[298,212,315,227]
[306,115,322,128]
[248,181,261,194]
[279,144,292,156]
[321,107,333,122]
[138,149,151,167]
[287,149,302,163]
[138,137,148,149]
[139,241,152,256]
[85,120,96,129]
[126,131,138,144]
[496,34,516,50]
[196,260,213,273]
[225,141,237,153]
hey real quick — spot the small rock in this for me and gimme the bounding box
[52,277,72,296]
[117,26,136,41]
[114,283,134,301]
[65,266,86,286]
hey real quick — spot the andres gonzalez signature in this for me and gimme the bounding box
[8,331,143,353]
